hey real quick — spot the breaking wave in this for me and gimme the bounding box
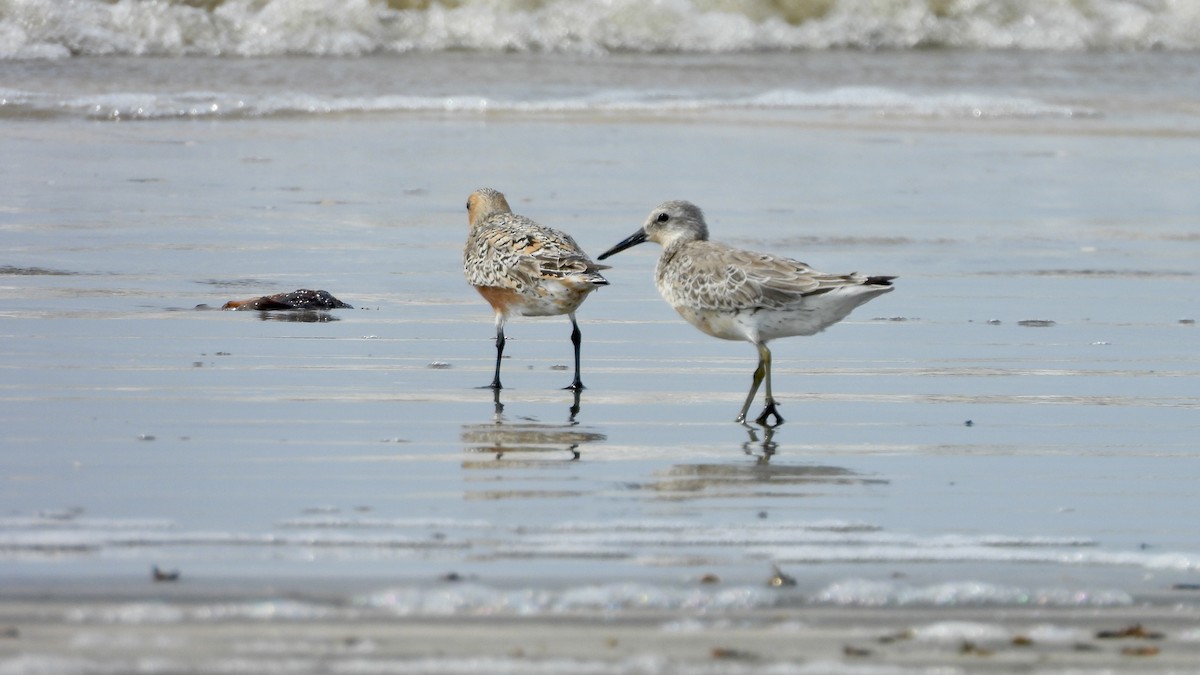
[3,0,1199,59]
[0,85,1097,120]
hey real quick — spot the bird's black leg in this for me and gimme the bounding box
[483,322,505,390]
[564,313,585,391]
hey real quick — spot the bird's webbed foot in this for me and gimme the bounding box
[755,399,784,427]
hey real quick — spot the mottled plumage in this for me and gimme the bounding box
[464,188,608,390]
[598,200,894,425]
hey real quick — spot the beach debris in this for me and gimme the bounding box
[1179,319,1195,325]
[1121,645,1161,657]
[710,647,758,661]
[1095,624,1164,640]
[151,565,180,582]
[878,629,914,644]
[958,641,994,657]
[427,361,452,369]
[1171,583,1200,591]
[767,564,796,587]
[1011,635,1034,647]
[0,627,18,639]
[842,645,872,657]
[699,573,721,584]
[218,289,353,311]
[986,318,1002,325]
[963,419,974,427]
[137,434,156,441]
[439,570,479,582]
[1017,319,1056,327]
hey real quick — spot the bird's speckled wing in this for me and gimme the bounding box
[465,213,607,293]
[657,241,873,311]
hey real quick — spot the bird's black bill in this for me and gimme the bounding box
[597,230,648,260]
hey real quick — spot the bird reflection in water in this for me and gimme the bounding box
[643,425,884,500]
[645,459,880,500]
[462,388,604,464]
[742,424,778,463]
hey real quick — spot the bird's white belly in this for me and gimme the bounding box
[672,306,750,341]
[675,306,837,342]
[673,285,892,342]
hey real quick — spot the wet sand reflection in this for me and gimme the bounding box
[620,425,885,502]
[645,450,884,501]
[461,389,605,479]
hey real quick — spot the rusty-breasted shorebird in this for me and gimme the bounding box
[464,188,608,390]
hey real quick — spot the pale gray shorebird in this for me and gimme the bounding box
[598,200,894,426]
[464,188,609,390]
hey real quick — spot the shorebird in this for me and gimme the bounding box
[464,188,608,390]
[598,200,894,425]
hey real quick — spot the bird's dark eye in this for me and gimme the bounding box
[656,212,669,223]
[466,199,471,211]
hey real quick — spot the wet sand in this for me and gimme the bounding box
[4,593,1200,673]
[3,52,1200,673]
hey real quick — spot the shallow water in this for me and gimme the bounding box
[2,51,1199,629]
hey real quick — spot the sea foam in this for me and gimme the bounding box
[2,0,1198,59]
[0,86,1096,121]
